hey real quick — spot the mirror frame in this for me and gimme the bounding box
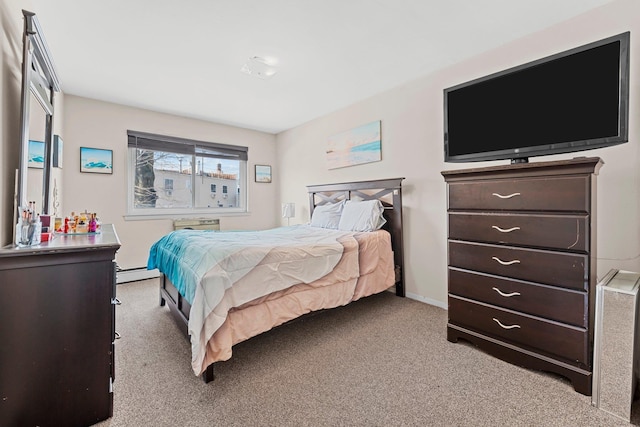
[17,10,60,224]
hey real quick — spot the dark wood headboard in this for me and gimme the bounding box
[306,177,405,297]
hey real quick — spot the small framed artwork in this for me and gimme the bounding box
[80,147,113,174]
[28,140,45,168]
[255,164,272,183]
[53,135,63,168]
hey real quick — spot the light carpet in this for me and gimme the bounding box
[96,278,638,426]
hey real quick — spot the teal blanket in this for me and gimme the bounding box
[148,229,252,304]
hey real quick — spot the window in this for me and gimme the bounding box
[164,178,174,196]
[127,130,248,216]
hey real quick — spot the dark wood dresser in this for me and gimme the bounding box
[442,157,602,395]
[0,225,121,426]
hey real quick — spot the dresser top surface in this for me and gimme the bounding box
[441,156,603,181]
[0,224,120,257]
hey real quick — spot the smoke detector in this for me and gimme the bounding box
[240,56,278,79]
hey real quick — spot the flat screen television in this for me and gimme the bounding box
[444,32,630,163]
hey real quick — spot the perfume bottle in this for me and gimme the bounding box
[88,213,97,233]
[31,215,41,245]
[15,217,23,246]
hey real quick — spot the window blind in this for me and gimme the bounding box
[127,130,248,161]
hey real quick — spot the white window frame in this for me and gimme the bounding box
[126,130,248,218]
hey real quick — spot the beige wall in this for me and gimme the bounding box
[276,0,640,307]
[62,95,277,269]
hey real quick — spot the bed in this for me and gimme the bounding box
[150,177,405,383]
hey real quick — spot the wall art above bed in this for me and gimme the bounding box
[326,120,381,170]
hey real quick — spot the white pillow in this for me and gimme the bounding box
[337,200,387,232]
[310,201,345,229]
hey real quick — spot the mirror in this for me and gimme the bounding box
[26,91,48,214]
[16,10,60,239]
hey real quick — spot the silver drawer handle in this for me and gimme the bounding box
[492,225,520,233]
[492,192,521,199]
[111,297,122,305]
[492,318,521,330]
[492,287,521,297]
[492,256,520,266]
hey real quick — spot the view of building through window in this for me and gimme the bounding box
[127,130,247,215]
[131,149,244,212]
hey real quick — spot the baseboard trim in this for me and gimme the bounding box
[406,291,447,310]
[117,267,160,284]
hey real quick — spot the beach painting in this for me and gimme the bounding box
[80,147,113,174]
[327,120,381,169]
[255,164,272,183]
[28,140,45,168]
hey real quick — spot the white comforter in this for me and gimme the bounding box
[149,225,358,374]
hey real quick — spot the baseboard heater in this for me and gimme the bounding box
[116,267,160,284]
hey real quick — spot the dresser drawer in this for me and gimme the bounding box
[449,268,587,327]
[448,176,590,212]
[449,241,587,291]
[448,213,588,252]
[449,296,588,365]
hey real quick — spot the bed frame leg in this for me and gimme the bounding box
[202,364,214,383]
[394,266,405,297]
[159,276,167,306]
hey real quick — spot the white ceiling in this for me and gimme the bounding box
[32,0,614,134]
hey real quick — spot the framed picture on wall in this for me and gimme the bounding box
[28,140,45,169]
[327,120,381,170]
[80,147,113,174]
[255,164,272,183]
[53,135,63,168]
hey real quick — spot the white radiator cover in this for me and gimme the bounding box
[592,269,640,422]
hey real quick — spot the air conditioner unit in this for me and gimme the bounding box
[173,218,220,231]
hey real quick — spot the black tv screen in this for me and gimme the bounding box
[444,32,630,163]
